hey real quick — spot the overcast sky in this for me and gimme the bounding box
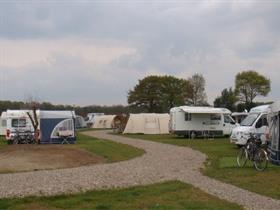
[0,0,279,106]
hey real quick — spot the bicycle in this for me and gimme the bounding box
[12,130,36,144]
[237,134,268,171]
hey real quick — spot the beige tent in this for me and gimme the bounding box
[123,113,170,134]
[91,115,117,129]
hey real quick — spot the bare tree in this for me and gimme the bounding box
[186,74,208,106]
[24,96,40,143]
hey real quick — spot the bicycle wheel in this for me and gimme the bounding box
[254,149,268,171]
[237,147,248,167]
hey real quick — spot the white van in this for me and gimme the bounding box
[170,106,237,138]
[230,105,270,146]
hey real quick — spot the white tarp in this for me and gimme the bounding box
[123,113,170,134]
[92,115,117,129]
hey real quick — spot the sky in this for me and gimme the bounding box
[0,0,279,106]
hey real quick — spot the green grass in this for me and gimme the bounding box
[75,132,145,163]
[0,181,243,210]
[124,134,280,199]
[0,136,7,149]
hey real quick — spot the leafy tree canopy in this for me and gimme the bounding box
[235,70,270,106]
[128,75,191,113]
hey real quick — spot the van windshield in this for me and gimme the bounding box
[240,113,259,126]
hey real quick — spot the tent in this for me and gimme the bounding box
[92,115,118,129]
[123,113,170,134]
[39,110,76,144]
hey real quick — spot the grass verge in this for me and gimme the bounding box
[125,134,280,199]
[0,181,243,210]
[75,132,144,162]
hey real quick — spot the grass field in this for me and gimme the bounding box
[0,136,6,149]
[0,181,243,210]
[125,134,280,199]
[75,132,145,162]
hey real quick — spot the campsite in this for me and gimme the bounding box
[1,1,280,210]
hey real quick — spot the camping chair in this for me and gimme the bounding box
[58,130,74,144]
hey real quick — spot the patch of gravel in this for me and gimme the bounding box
[0,130,279,210]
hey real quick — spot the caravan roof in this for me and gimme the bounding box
[249,105,270,113]
[6,110,30,118]
[175,106,231,114]
[39,110,75,119]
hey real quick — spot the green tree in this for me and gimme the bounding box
[186,73,208,106]
[127,75,190,113]
[235,71,270,107]
[213,88,238,111]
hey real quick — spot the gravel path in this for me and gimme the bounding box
[0,130,280,210]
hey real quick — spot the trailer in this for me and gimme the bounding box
[170,106,236,138]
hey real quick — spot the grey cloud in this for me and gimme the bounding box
[1,1,280,105]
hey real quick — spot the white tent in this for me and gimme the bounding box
[92,115,117,129]
[123,113,170,134]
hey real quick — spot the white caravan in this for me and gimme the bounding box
[230,105,270,146]
[5,110,34,140]
[170,106,236,138]
[0,112,7,136]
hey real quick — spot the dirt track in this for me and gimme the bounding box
[0,144,105,173]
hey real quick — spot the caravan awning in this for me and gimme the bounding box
[179,106,231,114]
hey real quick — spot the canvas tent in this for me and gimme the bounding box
[123,113,170,134]
[92,115,118,129]
[39,110,76,144]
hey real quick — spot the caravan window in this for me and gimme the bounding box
[185,113,192,121]
[51,119,74,138]
[210,114,221,121]
[11,119,26,127]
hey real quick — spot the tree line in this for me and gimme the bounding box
[0,101,129,117]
